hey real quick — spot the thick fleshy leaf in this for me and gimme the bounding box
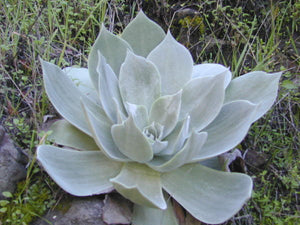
[41,59,108,136]
[122,10,165,57]
[180,71,226,131]
[111,116,153,163]
[147,31,193,95]
[132,198,178,225]
[119,51,161,111]
[199,157,222,171]
[147,132,207,172]
[152,139,168,155]
[47,119,98,150]
[149,91,182,138]
[125,102,148,130]
[110,163,167,209]
[81,102,131,162]
[193,100,257,161]
[37,145,122,196]
[159,116,190,156]
[88,25,132,87]
[63,67,98,102]
[98,52,124,123]
[162,164,253,224]
[192,63,232,88]
[225,71,281,122]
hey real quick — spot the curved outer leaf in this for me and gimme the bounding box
[147,31,193,95]
[110,163,167,209]
[48,119,99,150]
[132,198,178,225]
[149,90,182,138]
[111,116,153,163]
[225,71,282,122]
[161,164,253,224]
[88,25,132,87]
[148,131,207,173]
[81,102,131,162]
[180,71,226,132]
[119,51,161,111]
[37,145,122,196]
[122,10,166,57]
[193,100,257,161]
[41,59,108,136]
[98,52,124,123]
[63,67,98,103]
[192,63,232,88]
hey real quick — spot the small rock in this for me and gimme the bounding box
[245,150,268,168]
[0,126,27,199]
[102,194,133,224]
[32,197,105,225]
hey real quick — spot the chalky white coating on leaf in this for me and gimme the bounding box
[149,90,182,138]
[192,63,232,88]
[180,71,226,131]
[37,145,122,196]
[147,31,193,95]
[88,24,132,87]
[111,115,154,163]
[63,67,98,102]
[82,102,131,162]
[122,10,166,57]
[132,197,179,225]
[161,164,253,224]
[225,71,282,122]
[110,163,167,209]
[119,51,161,111]
[38,11,282,225]
[97,52,124,123]
[48,119,99,151]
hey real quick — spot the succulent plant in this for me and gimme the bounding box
[37,11,281,224]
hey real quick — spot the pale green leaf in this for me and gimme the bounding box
[159,116,190,156]
[122,10,166,57]
[88,25,132,87]
[110,163,166,209]
[81,102,131,162]
[180,71,226,131]
[111,116,153,163]
[149,90,182,138]
[125,103,148,130]
[98,52,124,123]
[193,100,257,161]
[132,198,179,225]
[41,59,108,136]
[192,63,232,88]
[162,164,253,224]
[119,51,160,111]
[37,145,122,196]
[48,119,99,150]
[147,31,193,95]
[225,71,281,122]
[148,131,207,172]
[63,67,99,103]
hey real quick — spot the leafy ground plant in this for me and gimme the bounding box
[37,11,281,225]
[0,0,299,224]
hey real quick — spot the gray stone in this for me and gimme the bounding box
[0,126,27,199]
[102,194,132,224]
[32,197,105,225]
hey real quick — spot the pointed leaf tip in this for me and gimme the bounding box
[147,31,193,95]
[122,10,165,57]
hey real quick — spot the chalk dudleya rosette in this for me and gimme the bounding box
[37,11,281,224]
